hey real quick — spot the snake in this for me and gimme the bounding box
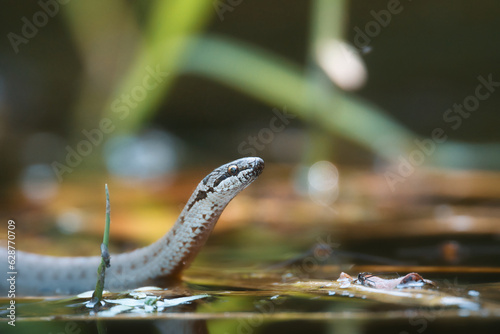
[1,157,264,296]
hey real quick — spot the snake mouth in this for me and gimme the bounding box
[252,158,265,176]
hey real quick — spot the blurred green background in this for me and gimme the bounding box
[0,0,499,203]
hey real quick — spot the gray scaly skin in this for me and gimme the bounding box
[0,157,264,296]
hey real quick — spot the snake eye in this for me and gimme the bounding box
[227,165,239,175]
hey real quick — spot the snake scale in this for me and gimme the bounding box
[0,157,264,296]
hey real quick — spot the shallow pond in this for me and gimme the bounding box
[1,167,500,333]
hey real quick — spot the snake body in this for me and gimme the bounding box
[1,157,264,296]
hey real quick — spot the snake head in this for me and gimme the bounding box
[202,157,264,194]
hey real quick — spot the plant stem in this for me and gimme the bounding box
[90,184,111,309]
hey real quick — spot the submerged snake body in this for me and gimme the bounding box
[1,157,264,295]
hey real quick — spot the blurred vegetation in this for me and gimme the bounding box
[1,0,500,194]
[60,0,413,160]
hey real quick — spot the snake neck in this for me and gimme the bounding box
[109,183,231,286]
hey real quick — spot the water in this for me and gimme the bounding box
[2,168,500,333]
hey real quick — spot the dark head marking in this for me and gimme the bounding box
[186,157,264,211]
